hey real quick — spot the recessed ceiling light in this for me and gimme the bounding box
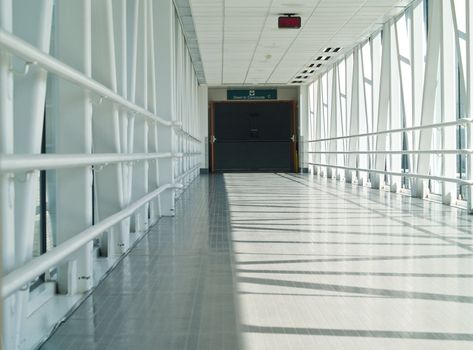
[333,47,341,52]
[324,56,331,61]
[316,56,323,60]
[309,63,315,68]
[323,47,331,52]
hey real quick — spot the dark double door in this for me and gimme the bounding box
[210,101,298,172]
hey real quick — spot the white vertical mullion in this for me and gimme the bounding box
[130,0,149,234]
[347,48,360,183]
[371,33,382,172]
[466,0,473,212]
[315,79,323,175]
[415,0,442,198]
[156,0,176,216]
[327,68,338,178]
[372,23,391,190]
[359,44,370,186]
[410,1,425,186]
[390,21,403,193]
[441,0,458,205]
[0,0,13,344]
[91,0,126,256]
[113,0,132,253]
[147,0,161,223]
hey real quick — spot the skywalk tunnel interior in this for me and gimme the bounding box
[1,0,473,349]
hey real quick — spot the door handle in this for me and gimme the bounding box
[211,135,217,143]
[291,134,296,142]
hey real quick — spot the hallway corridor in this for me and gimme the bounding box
[42,174,473,350]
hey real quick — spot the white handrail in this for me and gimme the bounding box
[307,118,473,143]
[175,130,201,143]
[308,149,473,155]
[308,162,473,185]
[0,152,175,172]
[172,122,201,143]
[1,182,183,298]
[175,163,201,182]
[0,29,172,126]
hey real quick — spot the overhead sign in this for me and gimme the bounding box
[227,89,277,101]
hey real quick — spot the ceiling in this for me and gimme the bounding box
[186,0,414,86]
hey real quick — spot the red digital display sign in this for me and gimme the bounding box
[278,16,301,29]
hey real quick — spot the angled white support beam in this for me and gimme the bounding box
[314,79,323,176]
[358,42,371,186]
[130,0,149,235]
[112,0,133,236]
[155,0,176,216]
[327,69,338,179]
[372,23,391,190]
[414,0,442,198]
[389,22,403,193]
[467,0,473,212]
[441,0,458,205]
[55,0,93,295]
[0,1,13,348]
[346,48,360,183]
[4,1,53,349]
[410,2,425,174]
[146,0,161,225]
[91,0,126,257]
[0,29,172,126]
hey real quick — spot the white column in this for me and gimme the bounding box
[299,85,309,172]
[314,79,323,175]
[414,0,442,198]
[410,2,425,175]
[466,0,473,212]
[113,0,133,239]
[372,23,391,190]
[13,0,53,345]
[1,1,14,348]
[91,0,126,256]
[327,69,338,179]
[55,0,93,294]
[347,48,360,183]
[130,0,149,233]
[155,0,176,215]
[199,85,208,170]
[390,23,403,193]
[147,0,161,225]
[440,0,458,205]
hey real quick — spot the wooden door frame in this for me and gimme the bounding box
[209,100,299,173]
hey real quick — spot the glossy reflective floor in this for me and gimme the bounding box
[42,173,473,349]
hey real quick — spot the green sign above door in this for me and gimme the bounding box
[227,89,277,101]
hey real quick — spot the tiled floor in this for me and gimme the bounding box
[41,173,473,349]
